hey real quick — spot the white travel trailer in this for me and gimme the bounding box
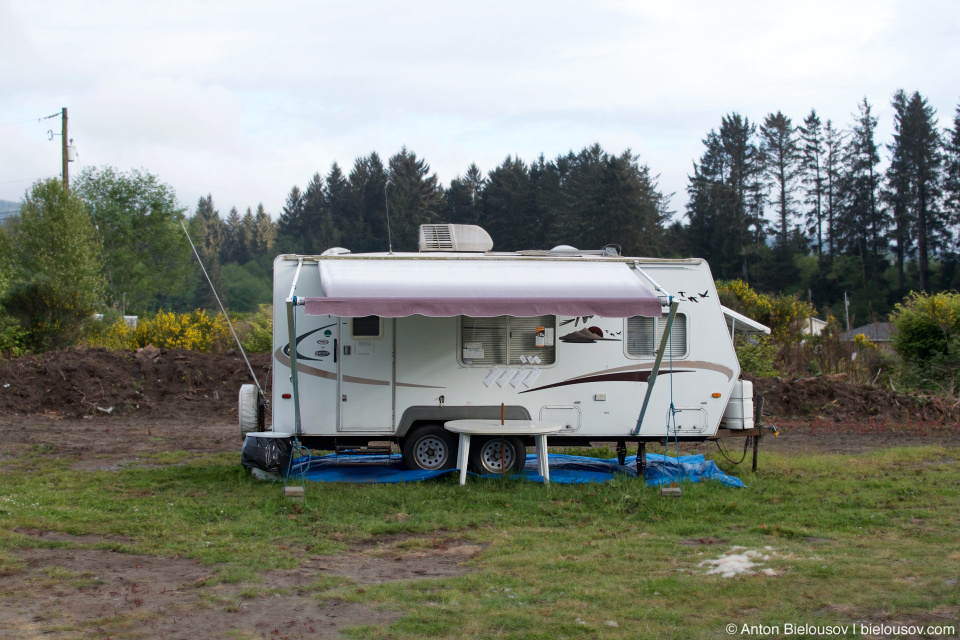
[242,224,771,474]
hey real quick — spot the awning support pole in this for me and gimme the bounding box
[632,298,679,436]
[631,262,672,299]
[286,259,304,436]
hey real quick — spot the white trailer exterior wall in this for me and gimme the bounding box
[270,253,742,447]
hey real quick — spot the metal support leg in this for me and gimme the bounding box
[616,440,627,466]
[535,435,550,484]
[751,435,759,472]
[637,442,647,478]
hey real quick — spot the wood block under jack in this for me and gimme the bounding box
[660,486,682,498]
[284,485,305,498]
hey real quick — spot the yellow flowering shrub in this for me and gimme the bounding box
[853,333,876,351]
[716,279,816,341]
[85,310,231,352]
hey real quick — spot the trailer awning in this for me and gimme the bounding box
[722,306,771,336]
[302,258,664,318]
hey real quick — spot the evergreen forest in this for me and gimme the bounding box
[2,91,959,330]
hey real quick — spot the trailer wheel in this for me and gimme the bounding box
[239,384,260,440]
[402,425,458,471]
[469,436,526,475]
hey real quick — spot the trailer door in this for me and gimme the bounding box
[338,316,394,432]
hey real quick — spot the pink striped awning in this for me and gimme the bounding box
[302,257,664,318]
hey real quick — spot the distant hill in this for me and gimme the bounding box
[0,199,21,224]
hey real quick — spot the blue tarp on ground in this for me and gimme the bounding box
[288,452,745,488]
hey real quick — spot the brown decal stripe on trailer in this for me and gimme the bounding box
[274,349,445,389]
[519,360,735,394]
[519,370,693,393]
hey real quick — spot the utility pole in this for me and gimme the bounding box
[844,291,850,332]
[61,107,69,190]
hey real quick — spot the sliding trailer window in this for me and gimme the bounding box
[460,315,556,366]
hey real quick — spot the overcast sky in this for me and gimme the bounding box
[2,0,958,225]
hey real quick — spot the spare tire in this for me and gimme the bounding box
[239,384,260,440]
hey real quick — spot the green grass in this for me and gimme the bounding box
[0,445,958,638]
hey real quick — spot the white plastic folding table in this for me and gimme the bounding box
[443,420,563,485]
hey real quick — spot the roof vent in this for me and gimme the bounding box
[321,247,351,256]
[418,224,494,252]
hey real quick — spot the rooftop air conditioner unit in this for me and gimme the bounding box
[418,224,494,252]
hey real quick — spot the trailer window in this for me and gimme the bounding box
[352,316,382,339]
[626,313,687,358]
[460,315,556,366]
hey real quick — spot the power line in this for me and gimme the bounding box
[0,176,57,186]
[0,112,61,128]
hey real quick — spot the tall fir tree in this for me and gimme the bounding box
[837,98,887,284]
[902,91,946,292]
[685,115,763,281]
[346,153,388,253]
[275,186,305,254]
[189,194,226,309]
[250,203,277,257]
[799,109,826,273]
[300,173,326,254]
[760,111,801,248]
[944,103,960,239]
[444,163,486,226]
[884,90,914,291]
[386,147,442,251]
[222,206,248,264]
[324,162,350,250]
[240,207,256,259]
[481,155,532,251]
[823,119,844,260]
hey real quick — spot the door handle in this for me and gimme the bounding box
[333,339,337,363]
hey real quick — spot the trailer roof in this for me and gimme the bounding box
[302,256,664,318]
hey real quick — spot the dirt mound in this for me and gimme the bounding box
[752,376,960,426]
[0,348,271,422]
[1,349,956,430]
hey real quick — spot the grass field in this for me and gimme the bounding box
[0,445,958,639]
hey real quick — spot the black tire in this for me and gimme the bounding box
[469,436,526,475]
[402,425,458,471]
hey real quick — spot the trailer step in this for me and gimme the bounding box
[334,446,395,457]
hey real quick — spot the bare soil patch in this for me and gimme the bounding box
[0,530,486,638]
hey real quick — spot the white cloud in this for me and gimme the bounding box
[2,0,958,225]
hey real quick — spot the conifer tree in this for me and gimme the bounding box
[823,119,844,259]
[189,194,225,309]
[240,207,256,258]
[760,111,801,248]
[387,147,442,251]
[300,173,326,253]
[884,90,914,290]
[799,109,826,272]
[251,203,277,256]
[275,186,305,254]
[324,162,349,250]
[903,91,945,291]
[837,99,886,283]
[944,103,960,235]
[346,153,388,253]
[481,155,532,251]
[223,206,246,264]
